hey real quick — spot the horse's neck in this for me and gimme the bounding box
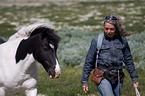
[0,55,37,86]
[0,37,37,79]
[17,54,37,76]
[15,34,41,63]
[13,37,37,72]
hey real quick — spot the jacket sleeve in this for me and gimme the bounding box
[80,37,97,85]
[123,38,138,83]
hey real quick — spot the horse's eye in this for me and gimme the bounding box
[49,44,54,49]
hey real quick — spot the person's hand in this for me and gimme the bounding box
[83,85,88,93]
[133,82,139,87]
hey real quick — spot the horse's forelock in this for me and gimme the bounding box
[46,29,60,49]
[30,27,60,48]
[47,31,60,43]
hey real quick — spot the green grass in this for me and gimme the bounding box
[0,23,16,37]
[36,67,145,96]
[37,67,101,96]
[13,67,145,96]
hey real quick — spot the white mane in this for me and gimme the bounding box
[8,23,54,41]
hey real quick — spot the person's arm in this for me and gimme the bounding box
[81,37,97,92]
[123,39,139,86]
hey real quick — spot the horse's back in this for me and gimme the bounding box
[0,38,21,62]
[0,37,26,55]
[0,39,20,82]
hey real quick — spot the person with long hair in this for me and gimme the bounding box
[81,14,139,96]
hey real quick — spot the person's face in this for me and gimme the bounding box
[104,22,116,38]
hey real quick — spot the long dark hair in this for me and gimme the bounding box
[103,14,131,36]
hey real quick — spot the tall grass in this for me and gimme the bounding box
[36,67,145,96]
[14,66,145,96]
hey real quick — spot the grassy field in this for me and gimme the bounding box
[15,66,145,96]
[0,0,145,96]
[36,67,145,96]
[0,1,144,37]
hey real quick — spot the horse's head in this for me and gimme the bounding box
[16,27,61,78]
[32,27,61,78]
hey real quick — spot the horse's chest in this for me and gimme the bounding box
[0,62,38,92]
[3,73,29,86]
[2,73,37,95]
[3,75,37,95]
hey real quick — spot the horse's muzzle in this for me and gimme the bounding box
[49,69,60,79]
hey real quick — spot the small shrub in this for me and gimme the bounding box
[57,28,102,68]
[128,30,145,69]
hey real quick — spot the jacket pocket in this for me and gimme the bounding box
[116,45,124,60]
[117,45,123,50]
[117,45,123,54]
[101,45,110,51]
[100,45,111,60]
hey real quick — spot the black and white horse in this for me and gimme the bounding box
[0,23,61,96]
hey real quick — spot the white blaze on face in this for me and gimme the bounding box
[54,59,61,78]
[49,43,60,78]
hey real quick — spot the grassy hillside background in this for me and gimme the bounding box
[0,0,144,96]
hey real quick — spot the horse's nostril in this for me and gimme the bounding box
[54,69,60,78]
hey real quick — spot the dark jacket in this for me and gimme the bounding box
[81,33,138,85]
